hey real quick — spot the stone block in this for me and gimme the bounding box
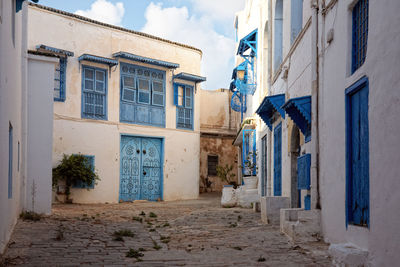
[329,243,368,267]
[260,196,290,224]
[280,209,321,242]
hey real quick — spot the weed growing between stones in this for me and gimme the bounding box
[139,211,146,216]
[257,256,266,262]
[228,222,238,228]
[138,248,146,252]
[149,228,156,232]
[19,211,42,221]
[237,215,242,221]
[233,246,242,250]
[149,212,157,218]
[163,223,170,227]
[160,236,170,244]
[132,216,143,223]
[153,240,161,250]
[54,224,65,241]
[113,229,134,239]
[126,249,144,259]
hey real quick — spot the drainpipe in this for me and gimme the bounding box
[310,0,320,209]
[267,0,273,196]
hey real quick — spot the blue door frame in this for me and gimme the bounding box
[119,135,164,202]
[273,122,282,196]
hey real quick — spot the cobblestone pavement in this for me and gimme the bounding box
[1,193,331,266]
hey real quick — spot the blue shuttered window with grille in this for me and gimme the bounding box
[120,63,165,127]
[352,0,369,73]
[81,66,107,120]
[174,83,193,130]
[73,155,95,189]
[54,58,66,101]
[345,76,369,227]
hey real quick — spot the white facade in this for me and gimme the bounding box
[0,1,54,253]
[28,4,205,203]
[233,0,400,265]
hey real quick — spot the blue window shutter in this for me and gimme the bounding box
[351,0,369,73]
[273,123,282,196]
[297,153,311,190]
[346,76,369,227]
[8,123,13,199]
[82,66,107,120]
[290,0,303,44]
[304,195,311,210]
[173,83,178,106]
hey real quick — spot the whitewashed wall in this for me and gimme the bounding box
[28,5,203,203]
[318,0,400,265]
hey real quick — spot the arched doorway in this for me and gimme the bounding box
[290,125,300,208]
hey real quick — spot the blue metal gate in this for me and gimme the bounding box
[120,136,162,201]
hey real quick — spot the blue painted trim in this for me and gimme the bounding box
[113,51,179,69]
[81,65,108,121]
[78,54,118,67]
[36,44,74,57]
[119,134,165,202]
[8,123,13,199]
[174,72,206,83]
[281,96,311,142]
[345,76,370,228]
[304,195,311,210]
[54,58,67,102]
[174,83,194,131]
[255,94,286,130]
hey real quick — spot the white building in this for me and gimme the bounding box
[0,0,54,254]
[27,3,206,203]
[233,0,400,265]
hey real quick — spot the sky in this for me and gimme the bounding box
[37,0,245,90]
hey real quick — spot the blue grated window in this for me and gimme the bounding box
[82,66,107,120]
[352,0,369,73]
[174,83,193,130]
[54,58,66,101]
[72,155,95,189]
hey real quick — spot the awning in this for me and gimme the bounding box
[255,94,286,130]
[78,54,118,67]
[282,96,311,142]
[113,51,179,69]
[36,44,74,57]
[237,29,257,56]
[174,72,206,83]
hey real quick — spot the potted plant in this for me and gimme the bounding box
[216,164,238,207]
[52,154,99,203]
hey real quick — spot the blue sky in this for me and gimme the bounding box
[37,0,245,90]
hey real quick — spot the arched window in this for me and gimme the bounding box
[274,0,283,71]
[291,0,303,44]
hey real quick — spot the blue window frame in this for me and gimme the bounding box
[274,0,284,70]
[174,83,193,130]
[352,0,369,73]
[54,58,66,101]
[72,155,95,189]
[8,123,13,199]
[81,66,107,120]
[120,63,165,127]
[290,0,303,44]
[345,76,369,227]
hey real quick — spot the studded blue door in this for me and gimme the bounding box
[273,123,282,196]
[120,136,162,201]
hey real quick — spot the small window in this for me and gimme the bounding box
[82,66,107,120]
[207,155,218,176]
[174,83,194,129]
[122,76,136,102]
[72,155,95,189]
[352,0,369,73]
[54,58,66,101]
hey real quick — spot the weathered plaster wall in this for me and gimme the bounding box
[199,89,238,192]
[28,5,203,203]
[319,0,400,265]
[0,1,27,254]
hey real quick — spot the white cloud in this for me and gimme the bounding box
[75,0,125,26]
[141,2,236,90]
[190,0,244,22]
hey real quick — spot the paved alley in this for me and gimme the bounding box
[1,193,331,266]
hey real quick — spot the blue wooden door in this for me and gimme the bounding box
[346,79,369,226]
[261,135,267,196]
[120,136,162,201]
[273,123,282,196]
